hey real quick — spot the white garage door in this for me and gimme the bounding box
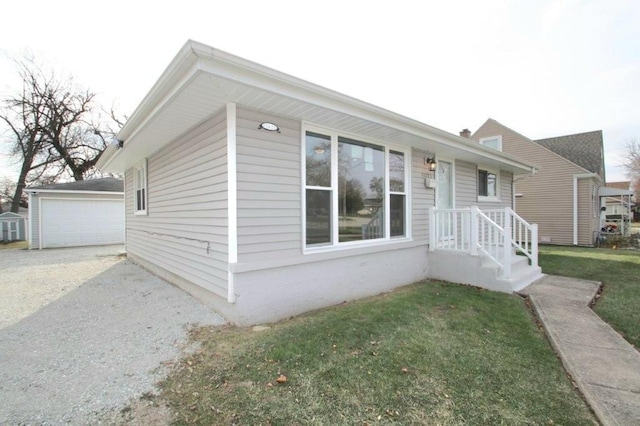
[41,198,124,248]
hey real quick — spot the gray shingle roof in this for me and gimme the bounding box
[534,130,604,178]
[27,177,123,192]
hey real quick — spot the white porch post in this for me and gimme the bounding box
[470,206,479,256]
[429,206,436,251]
[502,207,512,279]
[531,223,539,267]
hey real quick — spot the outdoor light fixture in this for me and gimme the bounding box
[258,122,280,133]
[425,156,437,171]
[314,147,325,155]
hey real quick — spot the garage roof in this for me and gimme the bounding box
[25,178,123,193]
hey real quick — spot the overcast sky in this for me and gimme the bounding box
[1,0,638,182]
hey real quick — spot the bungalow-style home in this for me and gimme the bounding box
[97,40,542,325]
[25,177,124,249]
[470,119,605,246]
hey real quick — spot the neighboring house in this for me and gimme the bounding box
[25,178,124,249]
[97,40,541,325]
[601,181,634,233]
[471,119,605,246]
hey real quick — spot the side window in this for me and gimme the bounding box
[478,167,499,200]
[134,159,147,215]
[479,135,502,151]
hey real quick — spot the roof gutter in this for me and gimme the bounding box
[573,173,598,245]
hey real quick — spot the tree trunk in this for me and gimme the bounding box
[11,154,34,213]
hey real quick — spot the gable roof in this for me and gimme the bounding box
[607,181,631,190]
[534,131,605,179]
[26,177,123,193]
[97,40,535,177]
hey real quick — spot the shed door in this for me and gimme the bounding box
[41,198,124,248]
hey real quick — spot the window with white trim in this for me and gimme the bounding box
[479,135,502,151]
[134,160,147,215]
[304,128,408,248]
[478,167,499,201]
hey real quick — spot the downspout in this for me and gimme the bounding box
[573,173,598,245]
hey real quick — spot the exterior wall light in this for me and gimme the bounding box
[258,122,280,133]
[425,156,437,171]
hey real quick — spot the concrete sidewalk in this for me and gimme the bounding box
[522,275,640,426]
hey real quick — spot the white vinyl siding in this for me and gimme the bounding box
[455,160,511,210]
[236,108,302,262]
[126,109,229,297]
[30,200,41,249]
[411,148,435,243]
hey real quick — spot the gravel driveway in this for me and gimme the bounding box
[0,245,225,424]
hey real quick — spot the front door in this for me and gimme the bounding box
[436,160,454,242]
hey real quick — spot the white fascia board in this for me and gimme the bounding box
[106,39,534,175]
[95,142,119,171]
[24,189,124,195]
[118,41,200,141]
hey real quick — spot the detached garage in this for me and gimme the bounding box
[26,178,124,249]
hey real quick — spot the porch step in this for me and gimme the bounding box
[429,250,543,293]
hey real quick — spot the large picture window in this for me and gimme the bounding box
[304,129,408,248]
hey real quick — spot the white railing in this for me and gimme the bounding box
[429,206,538,279]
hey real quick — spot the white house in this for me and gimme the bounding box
[97,40,541,325]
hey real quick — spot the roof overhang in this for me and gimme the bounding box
[24,189,123,195]
[599,187,634,197]
[97,40,535,176]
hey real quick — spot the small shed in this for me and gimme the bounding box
[0,212,26,242]
[25,178,124,249]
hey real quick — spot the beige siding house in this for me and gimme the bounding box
[97,41,541,325]
[471,119,604,246]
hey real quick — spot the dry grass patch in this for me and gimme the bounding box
[143,282,595,425]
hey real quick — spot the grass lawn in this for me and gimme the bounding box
[149,282,595,425]
[538,245,640,348]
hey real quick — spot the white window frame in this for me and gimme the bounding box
[477,165,501,202]
[134,159,148,215]
[302,125,411,252]
[479,135,502,151]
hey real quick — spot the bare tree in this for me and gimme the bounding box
[623,139,640,195]
[0,55,120,212]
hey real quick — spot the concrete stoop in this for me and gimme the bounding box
[429,249,543,293]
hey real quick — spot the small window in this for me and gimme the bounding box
[478,167,499,201]
[479,135,502,151]
[134,160,147,215]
